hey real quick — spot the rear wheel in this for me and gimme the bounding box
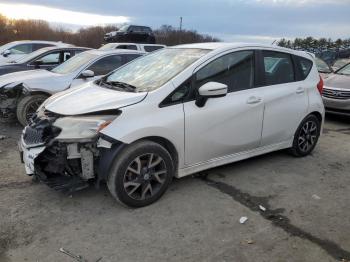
[289,114,321,157]
[16,94,48,126]
[107,140,174,207]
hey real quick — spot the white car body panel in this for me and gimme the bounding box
[45,83,147,115]
[100,43,166,52]
[40,43,325,178]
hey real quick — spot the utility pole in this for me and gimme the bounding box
[178,17,183,44]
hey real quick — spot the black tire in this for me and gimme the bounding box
[289,114,321,157]
[16,94,48,126]
[107,140,174,207]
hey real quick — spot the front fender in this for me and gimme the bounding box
[96,136,126,183]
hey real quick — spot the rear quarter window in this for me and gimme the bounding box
[295,56,313,80]
[144,46,164,52]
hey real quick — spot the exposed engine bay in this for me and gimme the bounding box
[20,108,119,193]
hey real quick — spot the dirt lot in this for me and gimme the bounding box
[0,115,350,262]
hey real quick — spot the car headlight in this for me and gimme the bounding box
[53,116,116,142]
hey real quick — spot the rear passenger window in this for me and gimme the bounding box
[144,46,164,52]
[116,45,138,50]
[296,56,313,80]
[32,43,54,51]
[195,51,254,93]
[262,51,295,85]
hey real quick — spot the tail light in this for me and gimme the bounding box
[317,75,324,94]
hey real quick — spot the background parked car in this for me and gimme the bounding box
[0,40,72,63]
[104,25,156,44]
[0,46,89,76]
[332,58,350,71]
[99,43,165,53]
[322,63,350,116]
[315,57,333,79]
[0,49,144,125]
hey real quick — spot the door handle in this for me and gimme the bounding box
[246,96,262,104]
[296,87,304,94]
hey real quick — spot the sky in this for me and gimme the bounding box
[0,0,349,44]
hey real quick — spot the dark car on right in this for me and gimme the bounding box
[104,25,156,44]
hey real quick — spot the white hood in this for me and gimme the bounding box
[0,69,72,94]
[44,82,147,115]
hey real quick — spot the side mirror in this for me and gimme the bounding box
[81,70,95,79]
[196,82,228,107]
[3,50,11,57]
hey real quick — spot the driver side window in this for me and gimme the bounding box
[195,51,255,93]
[34,52,61,65]
[86,55,123,76]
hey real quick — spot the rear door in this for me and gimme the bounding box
[259,50,309,146]
[184,50,264,166]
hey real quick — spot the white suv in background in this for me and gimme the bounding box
[20,43,324,207]
[0,40,73,63]
[99,42,166,53]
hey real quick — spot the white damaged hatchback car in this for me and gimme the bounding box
[19,43,325,207]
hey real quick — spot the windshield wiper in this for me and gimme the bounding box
[100,79,137,92]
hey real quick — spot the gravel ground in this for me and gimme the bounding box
[0,115,349,262]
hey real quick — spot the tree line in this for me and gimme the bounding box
[278,37,350,53]
[0,14,219,48]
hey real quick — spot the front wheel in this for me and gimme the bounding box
[289,114,321,157]
[107,140,174,207]
[16,94,48,126]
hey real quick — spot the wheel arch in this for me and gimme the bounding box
[135,136,179,174]
[309,111,323,123]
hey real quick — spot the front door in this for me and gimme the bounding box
[184,50,264,166]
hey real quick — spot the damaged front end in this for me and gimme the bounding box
[20,109,120,193]
[0,82,28,119]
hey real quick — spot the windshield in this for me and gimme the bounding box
[337,64,350,76]
[333,59,350,70]
[0,42,16,53]
[104,48,209,92]
[51,51,97,74]
[99,44,115,50]
[118,25,129,32]
[315,58,332,73]
[13,48,51,63]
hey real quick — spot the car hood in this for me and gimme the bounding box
[0,69,71,93]
[324,74,350,90]
[44,82,147,115]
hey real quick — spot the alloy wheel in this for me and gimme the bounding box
[298,120,318,153]
[123,153,167,201]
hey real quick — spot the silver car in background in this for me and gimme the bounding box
[323,63,350,115]
[0,49,144,125]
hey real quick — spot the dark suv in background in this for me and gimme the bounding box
[104,25,156,44]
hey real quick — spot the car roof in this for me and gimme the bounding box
[102,43,165,47]
[35,46,91,52]
[85,49,146,56]
[173,42,310,58]
[6,40,72,46]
